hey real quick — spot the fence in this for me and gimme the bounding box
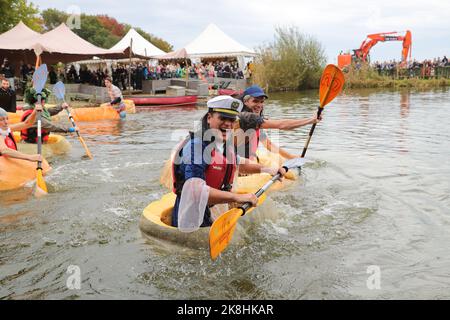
[376,66,450,79]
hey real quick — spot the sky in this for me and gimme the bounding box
[34,0,450,64]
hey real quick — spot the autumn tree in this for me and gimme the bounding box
[0,0,41,33]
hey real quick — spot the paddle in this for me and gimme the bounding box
[209,157,306,260]
[32,63,49,196]
[300,64,345,158]
[53,81,93,159]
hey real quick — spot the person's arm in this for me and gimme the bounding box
[40,117,75,133]
[47,105,64,116]
[261,116,320,130]
[0,138,41,162]
[238,157,288,176]
[262,136,296,160]
[10,105,42,131]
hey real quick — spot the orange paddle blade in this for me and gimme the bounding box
[35,168,48,196]
[209,193,267,260]
[209,208,243,260]
[319,64,345,108]
[78,136,93,159]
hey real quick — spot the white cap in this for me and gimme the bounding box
[207,95,243,118]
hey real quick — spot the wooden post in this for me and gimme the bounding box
[128,38,133,95]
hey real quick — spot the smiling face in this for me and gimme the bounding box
[207,112,236,141]
[244,96,265,115]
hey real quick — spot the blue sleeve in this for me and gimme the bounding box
[181,138,208,180]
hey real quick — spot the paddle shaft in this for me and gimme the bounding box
[65,108,81,138]
[239,172,283,213]
[300,107,324,158]
[36,95,43,170]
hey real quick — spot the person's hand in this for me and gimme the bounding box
[61,102,69,109]
[234,193,258,207]
[28,154,42,162]
[311,114,323,124]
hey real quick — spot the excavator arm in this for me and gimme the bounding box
[338,30,412,69]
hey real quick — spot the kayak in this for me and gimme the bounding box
[55,100,136,122]
[0,156,51,191]
[13,132,71,159]
[127,95,197,106]
[139,188,267,249]
[159,149,298,192]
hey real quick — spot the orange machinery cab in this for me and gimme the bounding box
[338,54,352,69]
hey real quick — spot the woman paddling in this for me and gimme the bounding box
[171,95,287,231]
[0,106,42,162]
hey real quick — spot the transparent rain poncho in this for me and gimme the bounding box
[178,177,210,232]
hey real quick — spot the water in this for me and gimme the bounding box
[1,88,449,299]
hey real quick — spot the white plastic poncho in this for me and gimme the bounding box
[178,177,210,232]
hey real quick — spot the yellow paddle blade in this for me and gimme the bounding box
[209,193,267,260]
[35,168,48,196]
[209,208,242,260]
[78,136,93,159]
[319,64,345,108]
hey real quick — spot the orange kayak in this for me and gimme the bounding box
[67,100,136,122]
[0,156,51,191]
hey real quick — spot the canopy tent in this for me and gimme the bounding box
[110,28,166,58]
[154,48,188,60]
[183,24,256,59]
[0,22,132,66]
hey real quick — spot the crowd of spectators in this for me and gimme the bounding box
[63,59,251,90]
[372,56,449,78]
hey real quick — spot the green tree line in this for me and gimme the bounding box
[0,1,173,52]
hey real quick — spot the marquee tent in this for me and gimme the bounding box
[0,22,131,65]
[110,28,166,57]
[183,23,256,59]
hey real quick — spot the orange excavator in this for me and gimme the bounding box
[338,30,412,69]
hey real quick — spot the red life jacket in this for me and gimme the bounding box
[247,128,260,161]
[20,109,49,143]
[172,135,237,194]
[0,131,18,156]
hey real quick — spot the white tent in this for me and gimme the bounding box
[110,28,166,57]
[184,23,256,59]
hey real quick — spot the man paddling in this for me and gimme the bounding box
[0,106,42,162]
[171,95,287,231]
[237,85,321,161]
[104,77,126,119]
[20,87,78,144]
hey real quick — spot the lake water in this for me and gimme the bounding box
[1,87,449,299]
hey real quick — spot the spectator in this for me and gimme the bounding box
[0,77,16,112]
[1,58,15,89]
[49,66,58,84]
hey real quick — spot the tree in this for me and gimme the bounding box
[41,8,68,30]
[0,0,41,33]
[253,26,326,91]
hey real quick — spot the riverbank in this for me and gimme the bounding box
[343,64,450,89]
[344,76,450,89]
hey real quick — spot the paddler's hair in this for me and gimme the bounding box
[24,87,51,105]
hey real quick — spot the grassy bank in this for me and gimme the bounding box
[344,64,450,89]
